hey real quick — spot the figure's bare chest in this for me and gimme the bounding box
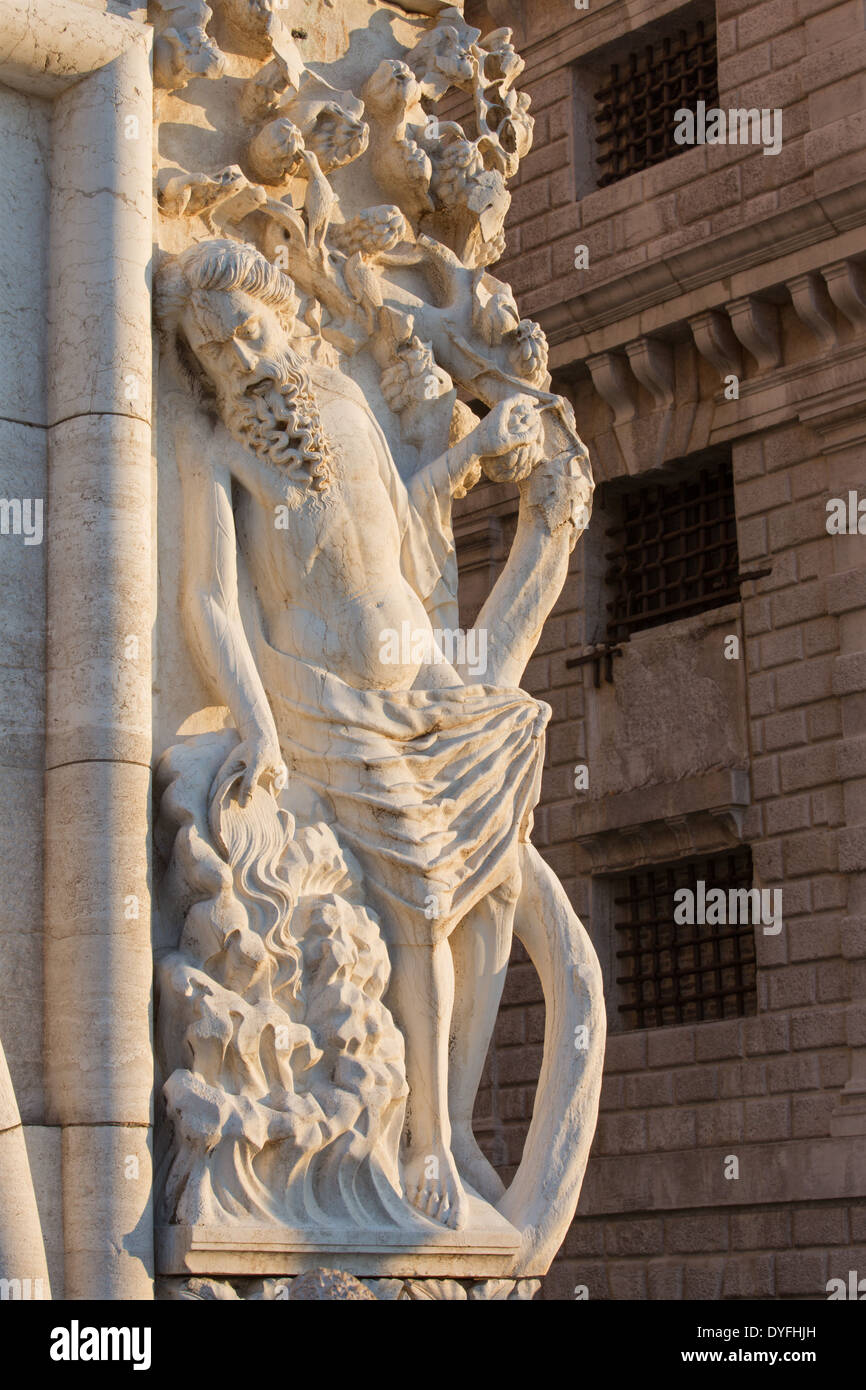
[234,453,400,585]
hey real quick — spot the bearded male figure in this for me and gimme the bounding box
[156,237,599,1237]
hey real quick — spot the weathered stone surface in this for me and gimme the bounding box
[289,1268,377,1301]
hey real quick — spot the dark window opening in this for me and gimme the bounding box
[604,450,739,643]
[594,18,718,187]
[614,848,758,1030]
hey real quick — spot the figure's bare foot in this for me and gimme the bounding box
[404,1140,470,1230]
[451,1121,506,1206]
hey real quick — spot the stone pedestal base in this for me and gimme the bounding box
[159,1199,522,1279]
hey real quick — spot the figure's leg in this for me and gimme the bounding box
[448,876,519,1204]
[387,939,470,1230]
[494,842,606,1271]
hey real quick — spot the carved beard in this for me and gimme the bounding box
[217,348,332,493]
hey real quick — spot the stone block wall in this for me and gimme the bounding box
[454,0,866,1299]
[485,0,866,318]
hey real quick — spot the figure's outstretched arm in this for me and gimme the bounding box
[171,399,283,806]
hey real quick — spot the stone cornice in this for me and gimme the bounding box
[547,187,866,361]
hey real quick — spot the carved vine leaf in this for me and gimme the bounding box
[158,1272,540,1299]
[216,0,303,63]
[404,1278,468,1300]
[155,0,550,417]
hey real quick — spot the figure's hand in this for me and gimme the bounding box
[210,729,286,809]
[477,396,542,456]
[474,395,545,482]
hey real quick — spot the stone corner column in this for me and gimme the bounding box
[43,14,155,1301]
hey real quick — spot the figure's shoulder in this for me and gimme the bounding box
[309,361,370,413]
[310,362,390,463]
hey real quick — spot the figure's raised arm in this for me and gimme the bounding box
[473,427,594,689]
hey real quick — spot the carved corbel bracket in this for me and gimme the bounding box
[822,259,866,331]
[689,308,742,377]
[586,350,639,425]
[624,336,675,408]
[787,271,838,350]
[725,295,781,372]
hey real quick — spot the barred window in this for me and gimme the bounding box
[604,450,739,643]
[594,19,718,187]
[614,849,758,1030]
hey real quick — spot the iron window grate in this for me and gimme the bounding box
[605,454,739,642]
[594,20,718,187]
[614,849,757,1030]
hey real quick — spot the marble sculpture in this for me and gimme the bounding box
[152,0,605,1291]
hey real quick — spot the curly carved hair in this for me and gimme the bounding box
[154,238,299,396]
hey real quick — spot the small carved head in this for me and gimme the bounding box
[507,319,549,386]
